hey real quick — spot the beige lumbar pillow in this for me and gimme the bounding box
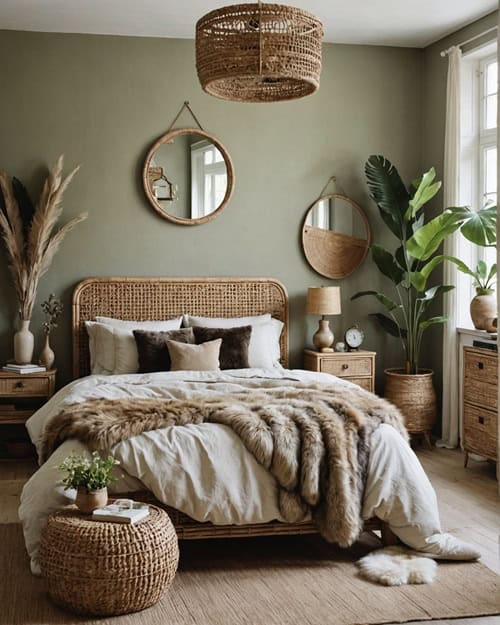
[167,338,222,371]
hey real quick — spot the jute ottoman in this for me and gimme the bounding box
[39,504,179,616]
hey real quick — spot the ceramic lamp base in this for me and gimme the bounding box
[312,319,334,352]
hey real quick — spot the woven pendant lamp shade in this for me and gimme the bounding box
[196,3,323,102]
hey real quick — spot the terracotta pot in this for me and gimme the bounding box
[75,487,108,514]
[38,334,55,369]
[470,292,497,332]
[384,368,436,438]
[13,319,34,365]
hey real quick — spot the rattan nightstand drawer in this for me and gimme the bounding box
[348,377,373,391]
[463,404,497,460]
[320,356,372,377]
[463,377,497,410]
[464,349,497,385]
[0,376,49,396]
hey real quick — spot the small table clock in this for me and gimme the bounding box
[344,325,365,351]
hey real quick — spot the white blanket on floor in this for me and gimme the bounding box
[21,367,473,574]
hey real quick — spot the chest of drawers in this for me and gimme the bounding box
[303,349,375,392]
[462,347,497,466]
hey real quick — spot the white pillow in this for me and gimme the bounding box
[183,314,283,368]
[86,317,183,375]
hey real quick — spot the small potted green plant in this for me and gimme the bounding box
[39,294,63,369]
[58,451,119,513]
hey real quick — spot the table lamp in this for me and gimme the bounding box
[306,286,341,352]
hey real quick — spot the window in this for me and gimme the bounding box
[458,43,497,326]
[190,141,227,218]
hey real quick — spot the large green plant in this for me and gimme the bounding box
[352,155,496,375]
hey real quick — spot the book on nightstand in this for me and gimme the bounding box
[2,364,46,374]
[92,502,150,524]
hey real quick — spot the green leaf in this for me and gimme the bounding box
[365,155,410,238]
[419,315,448,331]
[406,210,466,260]
[461,205,496,247]
[405,167,442,220]
[487,263,497,282]
[476,260,487,280]
[370,313,407,338]
[351,290,400,311]
[417,285,454,310]
[371,244,404,284]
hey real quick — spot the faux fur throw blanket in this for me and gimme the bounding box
[42,383,408,546]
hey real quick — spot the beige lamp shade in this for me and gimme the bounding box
[306,287,341,316]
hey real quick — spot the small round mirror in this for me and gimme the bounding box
[142,128,234,225]
[302,194,370,279]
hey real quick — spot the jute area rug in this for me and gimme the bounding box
[1,524,499,625]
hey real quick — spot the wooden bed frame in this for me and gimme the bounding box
[72,276,390,542]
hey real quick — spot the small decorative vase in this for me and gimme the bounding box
[13,319,34,365]
[39,334,55,369]
[75,487,108,514]
[470,291,497,332]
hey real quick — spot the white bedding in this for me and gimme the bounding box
[20,367,479,574]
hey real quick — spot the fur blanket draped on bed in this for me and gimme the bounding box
[42,383,407,546]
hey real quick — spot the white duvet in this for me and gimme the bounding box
[20,367,479,574]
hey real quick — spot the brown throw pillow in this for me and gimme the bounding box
[133,328,195,373]
[167,339,222,371]
[192,325,251,370]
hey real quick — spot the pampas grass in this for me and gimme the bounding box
[0,156,87,320]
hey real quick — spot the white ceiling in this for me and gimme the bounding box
[0,0,496,48]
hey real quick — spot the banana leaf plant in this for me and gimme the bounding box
[351,155,497,375]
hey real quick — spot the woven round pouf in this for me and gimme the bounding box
[39,504,179,616]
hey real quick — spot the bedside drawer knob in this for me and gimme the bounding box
[342,364,349,370]
[477,361,484,370]
[15,381,24,389]
[478,415,485,425]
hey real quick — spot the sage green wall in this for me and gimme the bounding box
[421,10,498,399]
[0,30,424,387]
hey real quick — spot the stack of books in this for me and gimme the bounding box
[92,501,150,524]
[2,363,46,374]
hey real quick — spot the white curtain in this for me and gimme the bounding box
[439,46,462,448]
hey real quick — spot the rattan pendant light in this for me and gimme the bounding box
[195,3,323,102]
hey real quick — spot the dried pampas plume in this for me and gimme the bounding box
[0,156,87,320]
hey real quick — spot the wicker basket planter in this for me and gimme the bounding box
[384,368,436,447]
[39,505,179,616]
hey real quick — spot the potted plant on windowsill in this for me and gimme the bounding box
[352,155,496,444]
[58,451,119,513]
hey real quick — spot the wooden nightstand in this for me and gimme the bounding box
[0,369,56,460]
[303,349,376,392]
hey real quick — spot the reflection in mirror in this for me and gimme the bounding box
[302,194,370,279]
[143,128,234,225]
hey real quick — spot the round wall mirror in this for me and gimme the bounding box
[142,127,234,225]
[302,194,371,279]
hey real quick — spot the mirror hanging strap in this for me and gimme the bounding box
[167,101,205,132]
[317,175,347,200]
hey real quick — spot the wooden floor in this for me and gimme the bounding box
[0,448,498,625]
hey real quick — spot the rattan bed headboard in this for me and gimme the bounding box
[72,277,289,378]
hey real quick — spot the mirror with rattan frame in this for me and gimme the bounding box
[142,127,234,225]
[302,194,371,279]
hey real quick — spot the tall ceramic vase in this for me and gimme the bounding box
[13,319,34,365]
[39,334,55,369]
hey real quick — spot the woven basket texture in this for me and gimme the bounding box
[384,368,437,434]
[39,505,179,616]
[196,3,323,102]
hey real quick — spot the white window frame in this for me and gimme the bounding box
[458,42,497,319]
[190,140,227,219]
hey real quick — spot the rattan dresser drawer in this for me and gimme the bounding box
[464,348,497,385]
[463,404,498,460]
[0,376,49,397]
[348,377,373,392]
[463,377,497,410]
[320,357,372,377]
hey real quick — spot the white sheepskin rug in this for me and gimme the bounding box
[356,546,437,586]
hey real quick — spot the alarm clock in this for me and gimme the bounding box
[344,325,364,351]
